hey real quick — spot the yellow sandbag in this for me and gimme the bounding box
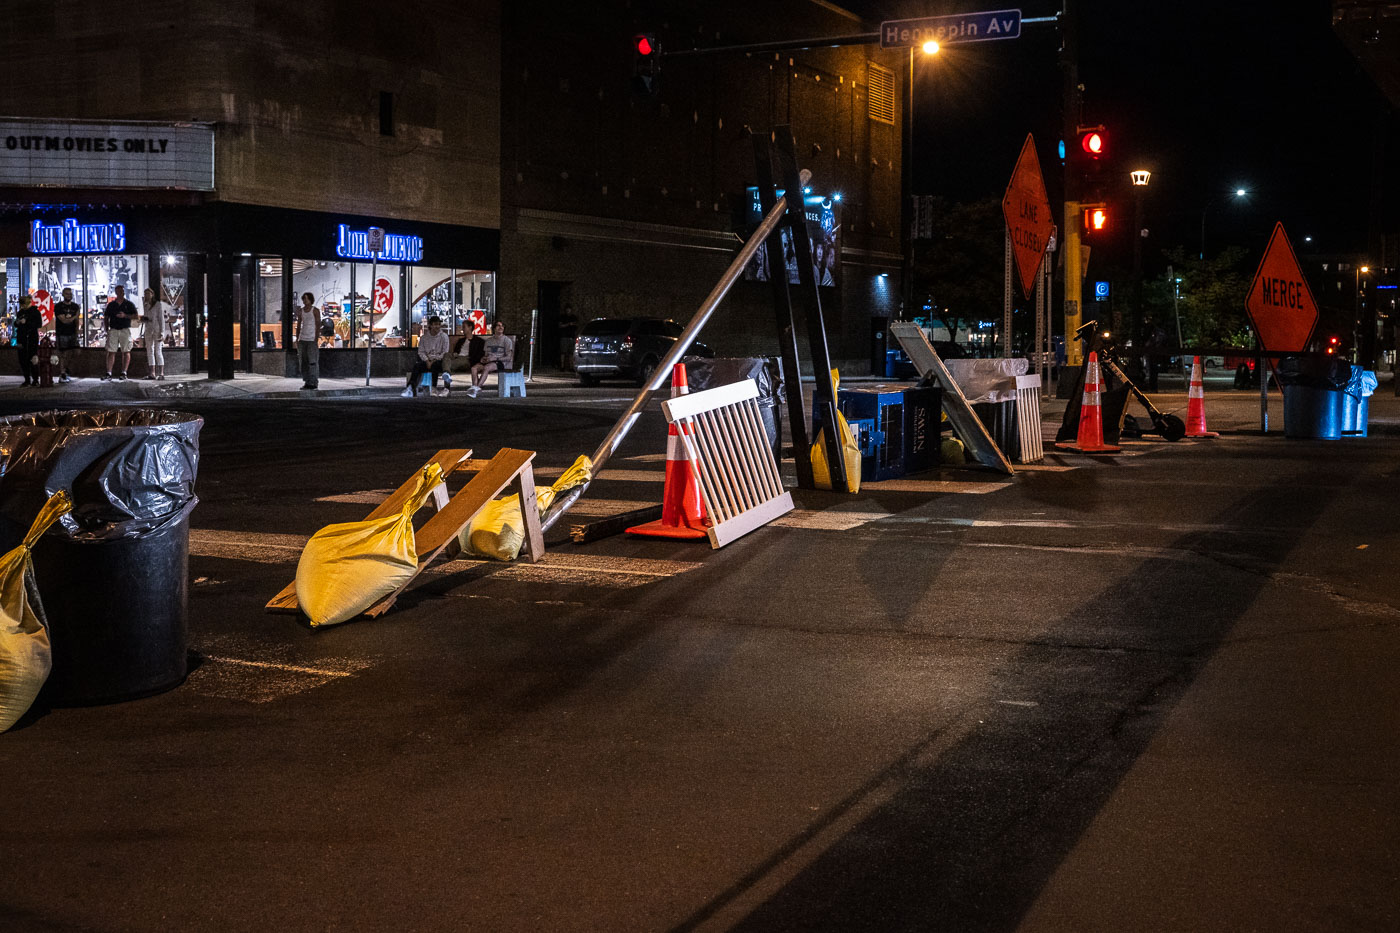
[461,455,592,561]
[0,491,73,732]
[810,369,862,493]
[295,464,444,627]
[940,436,966,465]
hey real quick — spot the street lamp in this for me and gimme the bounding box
[1356,263,1372,365]
[901,41,940,320]
[1130,169,1151,357]
[1199,186,1249,260]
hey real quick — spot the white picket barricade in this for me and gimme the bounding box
[661,379,794,549]
[1015,374,1044,463]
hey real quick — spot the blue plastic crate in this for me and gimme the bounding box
[837,386,907,481]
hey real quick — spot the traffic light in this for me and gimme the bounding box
[1084,206,1109,233]
[1326,335,1340,355]
[632,33,659,94]
[1078,125,1107,159]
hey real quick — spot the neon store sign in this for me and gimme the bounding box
[29,217,127,254]
[335,224,423,263]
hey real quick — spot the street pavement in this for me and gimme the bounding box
[0,376,1397,932]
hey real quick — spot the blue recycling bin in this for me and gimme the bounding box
[1341,367,1378,437]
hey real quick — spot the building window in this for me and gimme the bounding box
[379,91,394,137]
[867,63,895,125]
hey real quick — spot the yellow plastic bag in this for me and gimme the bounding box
[460,455,592,561]
[811,369,862,493]
[295,464,444,627]
[0,491,73,732]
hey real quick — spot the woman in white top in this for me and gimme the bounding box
[471,321,514,392]
[141,288,172,381]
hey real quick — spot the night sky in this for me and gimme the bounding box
[844,0,1396,270]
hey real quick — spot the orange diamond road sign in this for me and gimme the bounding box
[1245,223,1319,353]
[1002,134,1054,297]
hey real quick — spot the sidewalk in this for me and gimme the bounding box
[0,370,587,402]
[5,368,1399,436]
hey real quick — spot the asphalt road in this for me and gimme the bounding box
[1,393,1397,932]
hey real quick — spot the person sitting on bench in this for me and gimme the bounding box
[403,316,450,397]
[470,321,514,397]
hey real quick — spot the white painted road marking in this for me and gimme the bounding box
[186,647,372,704]
[189,530,704,589]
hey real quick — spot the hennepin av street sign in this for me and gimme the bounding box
[880,9,1023,48]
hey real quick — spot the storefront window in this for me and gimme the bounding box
[255,256,283,349]
[89,256,149,347]
[408,269,495,338]
[159,254,189,349]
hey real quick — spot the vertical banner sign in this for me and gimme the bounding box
[34,289,53,324]
[373,278,394,314]
[1245,223,1319,353]
[1002,134,1054,298]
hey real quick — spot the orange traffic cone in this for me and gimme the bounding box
[1185,356,1219,438]
[627,363,709,540]
[1056,351,1121,453]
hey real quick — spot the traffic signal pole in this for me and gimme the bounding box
[1060,0,1084,369]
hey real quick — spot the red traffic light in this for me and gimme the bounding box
[634,34,655,56]
[1078,126,1107,158]
[1084,207,1108,232]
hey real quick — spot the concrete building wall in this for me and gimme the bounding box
[497,0,906,367]
[2,0,500,228]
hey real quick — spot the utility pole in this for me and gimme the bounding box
[1059,0,1084,377]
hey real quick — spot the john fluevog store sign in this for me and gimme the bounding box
[0,118,214,190]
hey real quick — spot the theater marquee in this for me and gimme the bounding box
[0,118,215,190]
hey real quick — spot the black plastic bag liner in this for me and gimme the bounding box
[682,356,784,457]
[0,409,202,540]
[1274,356,1351,390]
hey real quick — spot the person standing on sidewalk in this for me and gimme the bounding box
[103,285,136,381]
[141,287,172,380]
[14,295,41,387]
[296,291,320,390]
[53,287,80,382]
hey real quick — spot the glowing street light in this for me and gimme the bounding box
[1130,169,1151,186]
[922,40,940,54]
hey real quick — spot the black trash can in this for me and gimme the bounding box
[1276,357,1350,440]
[682,356,783,461]
[0,409,202,705]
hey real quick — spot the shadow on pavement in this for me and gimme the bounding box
[671,469,1341,933]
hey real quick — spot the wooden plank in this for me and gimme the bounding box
[265,448,473,613]
[570,504,663,544]
[511,467,546,563]
[889,323,1015,476]
[362,448,538,618]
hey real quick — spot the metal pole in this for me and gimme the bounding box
[1258,336,1268,434]
[365,253,376,386]
[1003,227,1013,358]
[1034,254,1045,378]
[1170,267,1184,348]
[527,307,537,382]
[1044,261,1054,396]
[540,196,789,533]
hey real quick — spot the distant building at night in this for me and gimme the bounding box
[0,0,904,379]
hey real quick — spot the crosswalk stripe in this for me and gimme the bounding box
[772,509,891,531]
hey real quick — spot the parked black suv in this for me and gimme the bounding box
[573,318,712,386]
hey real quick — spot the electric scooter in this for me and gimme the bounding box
[1065,320,1185,442]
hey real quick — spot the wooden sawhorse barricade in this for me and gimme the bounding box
[265,447,544,621]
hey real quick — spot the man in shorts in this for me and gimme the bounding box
[103,284,137,381]
[53,287,81,382]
